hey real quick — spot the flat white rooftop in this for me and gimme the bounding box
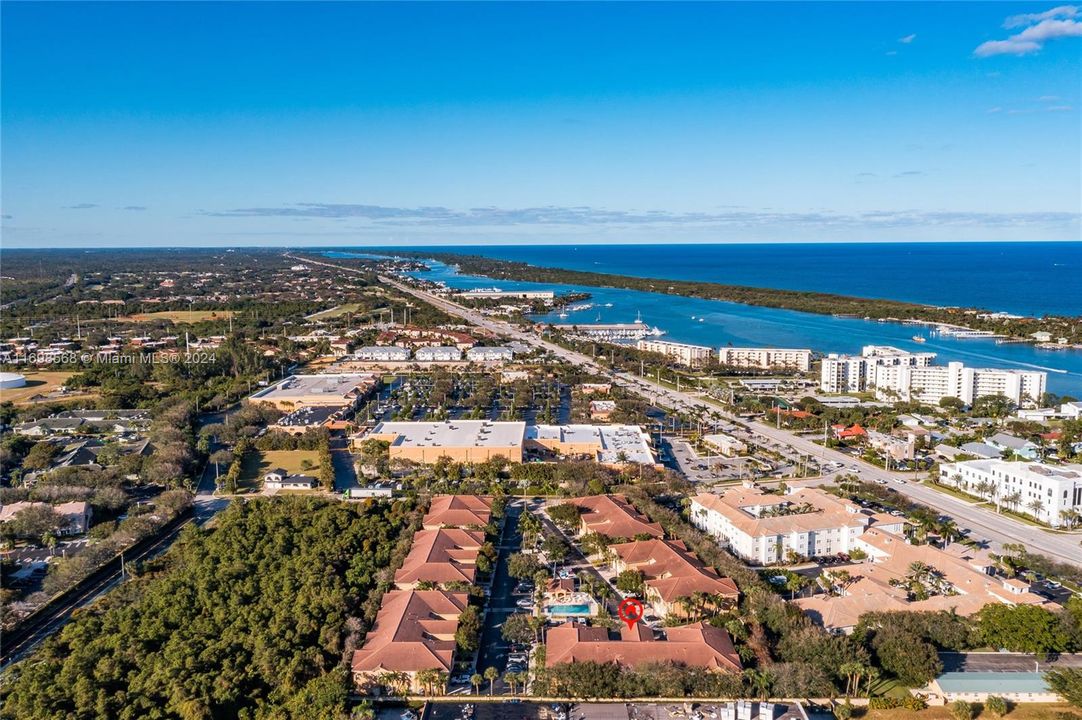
[528,424,655,464]
[950,459,1082,484]
[249,373,377,402]
[372,420,526,448]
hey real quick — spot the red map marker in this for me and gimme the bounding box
[617,597,644,630]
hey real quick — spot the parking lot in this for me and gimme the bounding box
[940,652,1082,672]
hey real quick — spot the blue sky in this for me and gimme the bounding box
[1,1,1080,247]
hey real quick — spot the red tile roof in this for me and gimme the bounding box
[545,621,741,671]
[394,528,485,586]
[422,495,493,529]
[610,539,739,604]
[571,494,663,539]
[351,590,468,674]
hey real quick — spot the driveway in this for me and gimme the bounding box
[474,501,524,694]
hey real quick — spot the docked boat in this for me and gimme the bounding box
[912,335,926,343]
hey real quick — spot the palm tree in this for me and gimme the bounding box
[1005,490,1023,513]
[839,661,864,698]
[528,615,547,644]
[1059,508,1080,529]
[415,668,439,696]
[470,673,483,695]
[743,668,774,700]
[1027,497,1044,522]
[863,666,881,698]
[826,569,853,596]
[937,518,960,545]
[484,666,499,695]
[785,573,807,600]
[677,595,698,619]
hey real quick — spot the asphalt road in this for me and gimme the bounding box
[0,513,195,669]
[3,422,235,670]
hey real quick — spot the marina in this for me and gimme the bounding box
[358,255,1082,396]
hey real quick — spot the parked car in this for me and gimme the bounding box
[515,598,534,609]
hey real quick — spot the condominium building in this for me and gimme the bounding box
[545,621,741,672]
[795,528,1052,633]
[464,345,515,362]
[820,346,935,394]
[354,346,410,362]
[567,494,663,540]
[609,538,739,618]
[636,339,714,367]
[393,528,485,589]
[938,460,1082,526]
[351,590,468,693]
[414,346,463,362]
[689,485,905,565]
[872,361,1046,407]
[422,495,494,529]
[718,347,813,372]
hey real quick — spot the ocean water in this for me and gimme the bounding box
[328,254,1081,397]
[369,242,1082,318]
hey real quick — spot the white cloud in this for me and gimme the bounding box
[1038,95,1062,101]
[1047,105,1074,111]
[986,106,1003,113]
[1003,5,1078,28]
[899,33,917,43]
[975,11,1082,56]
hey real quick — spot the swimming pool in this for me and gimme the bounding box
[546,604,592,616]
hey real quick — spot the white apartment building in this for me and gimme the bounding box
[872,361,1046,407]
[718,347,813,372]
[414,346,463,362]
[354,346,411,362]
[636,339,714,367]
[939,460,1082,527]
[465,346,515,362]
[689,485,905,564]
[820,345,936,393]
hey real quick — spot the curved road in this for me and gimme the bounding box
[293,254,1081,567]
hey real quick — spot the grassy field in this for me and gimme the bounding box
[238,450,322,492]
[864,704,1080,720]
[0,371,98,405]
[306,303,363,320]
[121,309,235,323]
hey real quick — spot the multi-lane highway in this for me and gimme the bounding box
[293,255,1082,567]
